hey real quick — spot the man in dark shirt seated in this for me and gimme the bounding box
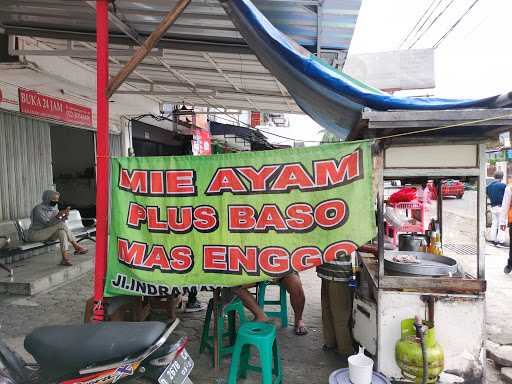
[486,171,507,246]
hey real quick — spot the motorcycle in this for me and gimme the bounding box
[0,318,194,384]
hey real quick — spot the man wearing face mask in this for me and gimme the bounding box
[27,190,88,266]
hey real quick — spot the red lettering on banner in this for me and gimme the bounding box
[291,247,322,272]
[147,207,168,232]
[144,245,171,270]
[314,199,347,229]
[227,199,347,233]
[237,166,279,191]
[167,207,193,233]
[150,171,164,194]
[193,206,218,232]
[206,169,247,195]
[119,149,363,197]
[127,203,147,229]
[255,205,287,231]
[170,247,193,272]
[119,169,196,196]
[118,238,146,267]
[118,240,193,273]
[119,170,148,194]
[166,170,196,195]
[203,246,228,271]
[271,164,315,191]
[259,247,290,275]
[323,241,358,263]
[201,242,359,276]
[314,150,361,187]
[228,247,258,274]
[127,204,219,233]
[285,203,314,231]
[228,205,256,231]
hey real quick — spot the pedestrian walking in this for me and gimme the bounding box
[487,171,506,247]
[499,176,512,274]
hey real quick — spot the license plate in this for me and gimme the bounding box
[158,349,194,384]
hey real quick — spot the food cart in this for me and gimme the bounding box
[349,108,512,382]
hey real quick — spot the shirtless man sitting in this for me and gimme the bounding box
[233,272,308,336]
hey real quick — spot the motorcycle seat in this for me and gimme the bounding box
[24,321,167,374]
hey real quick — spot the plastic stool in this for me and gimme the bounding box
[199,297,246,367]
[228,322,282,384]
[257,281,288,328]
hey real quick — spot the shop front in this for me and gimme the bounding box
[0,83,122,221]
[131,119,192,157]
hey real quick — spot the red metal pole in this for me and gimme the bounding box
[93,0,109,322]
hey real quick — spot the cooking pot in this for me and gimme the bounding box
[398,233,427,252]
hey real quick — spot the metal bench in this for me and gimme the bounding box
[0,220,50,277]
[16,209,96,244]
[0,210,96,276]
[67,210,96,242]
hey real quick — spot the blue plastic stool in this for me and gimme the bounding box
[227,321,282,384]
[257,281,288,328]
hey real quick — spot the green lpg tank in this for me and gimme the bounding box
[395,318,444,383]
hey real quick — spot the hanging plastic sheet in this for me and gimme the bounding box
[220,0,512,138]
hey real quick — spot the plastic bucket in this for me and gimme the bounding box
[348,347,374,384]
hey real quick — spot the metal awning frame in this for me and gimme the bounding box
[9,34,299,114]
[1,0,361,114]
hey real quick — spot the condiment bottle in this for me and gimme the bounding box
[429,232,437,254]
[434,231,443,256]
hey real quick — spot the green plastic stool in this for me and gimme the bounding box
[227,321,282,384]
[257,281,288,328]
[199,297,246,367]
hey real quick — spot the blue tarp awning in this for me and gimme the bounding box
[220,0,512,138]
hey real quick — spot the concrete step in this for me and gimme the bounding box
[1,245,57,266]
[502,368,512,384]
[0,243,94,296]
[488,340,512,368]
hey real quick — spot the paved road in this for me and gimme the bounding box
[443,192,510,383]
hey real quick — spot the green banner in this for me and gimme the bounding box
[105,141,375,296]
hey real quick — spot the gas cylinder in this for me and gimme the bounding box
[395,318,444,383]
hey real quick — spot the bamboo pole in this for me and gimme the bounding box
[106,0,191,98]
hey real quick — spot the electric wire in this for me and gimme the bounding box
[373,112,512,141]
[109,2,500,147]
[407,0,445,48]
[408,0,456,49]
[130,113,329,147]
[208,114,328,144]
[132,112,512,145]
[433,0,481,48]
[398,0,438,49]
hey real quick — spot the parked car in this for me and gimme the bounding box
[428,179,464,199]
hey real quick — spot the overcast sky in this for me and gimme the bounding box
[268,0,512,145]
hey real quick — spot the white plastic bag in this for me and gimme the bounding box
[385,206,406,228]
